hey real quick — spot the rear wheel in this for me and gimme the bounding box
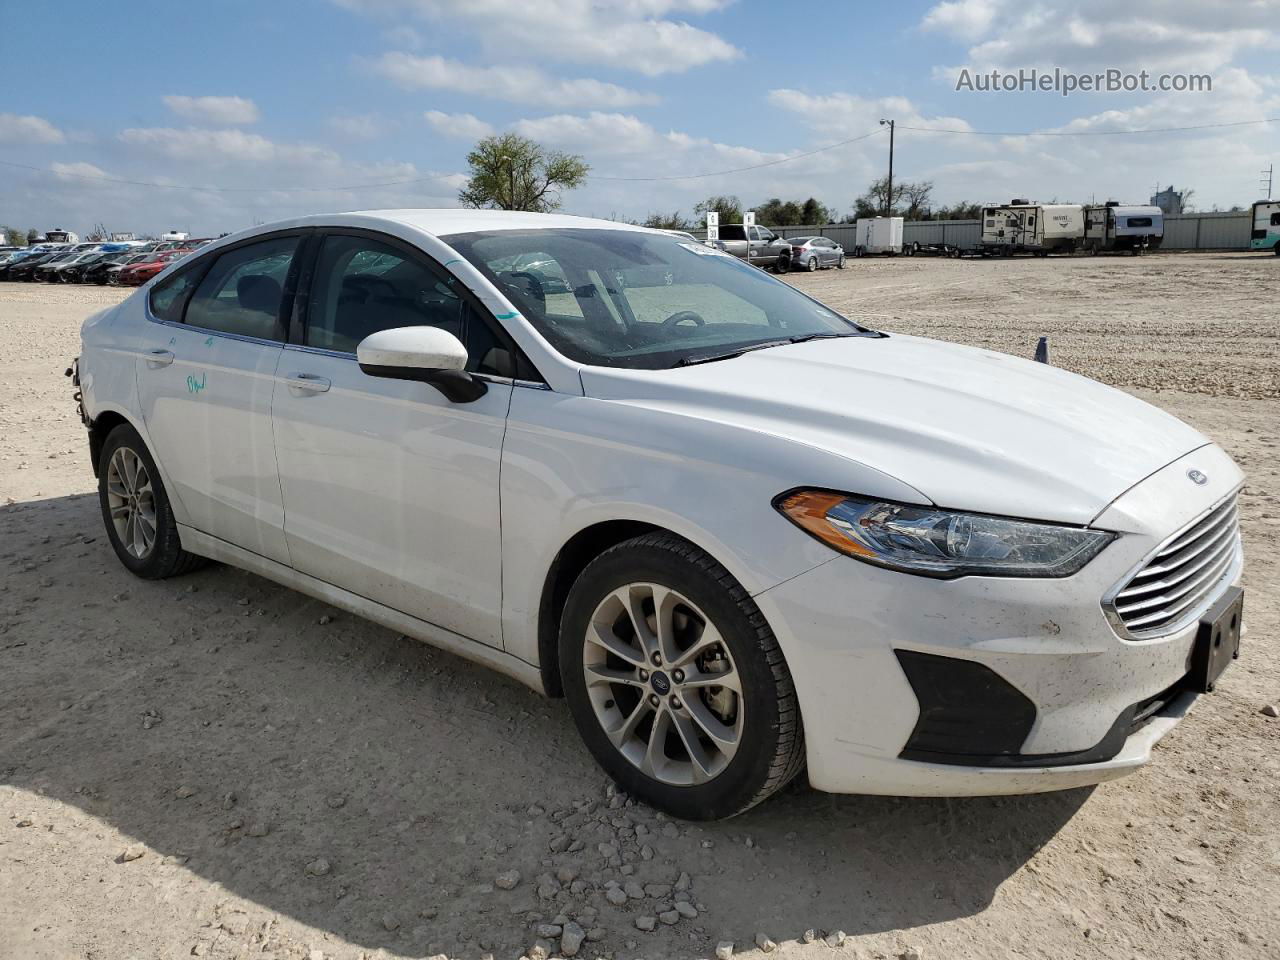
[560,533,805,820]
[806,256,818,272]
[98,424,207,580]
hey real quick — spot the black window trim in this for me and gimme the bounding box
[144,227,312,347]
[292,226,545,386]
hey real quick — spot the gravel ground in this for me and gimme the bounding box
[2,252,1278,960]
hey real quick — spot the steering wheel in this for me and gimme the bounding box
[661,310,706,328]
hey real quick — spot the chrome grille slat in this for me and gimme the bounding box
[1152,500,1236,559]
[1116,538,1236,618]
[1116,521,1239,600]
[1134,506,1238,578]
[1108,493,1241,639]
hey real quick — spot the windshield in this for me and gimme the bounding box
[444,228,868,369]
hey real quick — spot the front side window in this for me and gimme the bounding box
[184,236,299,341]
[444,228,869,370]
[306,234,515,376]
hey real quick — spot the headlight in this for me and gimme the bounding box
[775,490,1114,579]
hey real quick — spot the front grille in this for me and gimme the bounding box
[1109,494,1240,639]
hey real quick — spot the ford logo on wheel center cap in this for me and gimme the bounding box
[650,671,672,695]
[1187,469,1208,486]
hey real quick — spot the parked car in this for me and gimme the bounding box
[74,210,1244,820]
[114,251,188,286]
[98,252,157,285]
[7,252,69,281]
[59,251,122,283]
[785,236,846,271]
[39,251,105,282]
[77,251,142,284]
[713,223,792,272]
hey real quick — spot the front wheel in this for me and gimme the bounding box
[98,424,207,579]
[560,533,805,820]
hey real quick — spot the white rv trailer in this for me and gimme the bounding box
[1083,202,1164,254]
[1250,200,1280,254]
[159,229,190,242]
[852,216,903,256]
[980,200,1085,256]
[43,227,80,244]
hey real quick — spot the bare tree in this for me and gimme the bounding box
[458,134,589,212]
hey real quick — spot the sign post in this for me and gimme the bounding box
[705,210,719,243]
[743,210,755,264]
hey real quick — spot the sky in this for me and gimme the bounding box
[1,0,1278,237]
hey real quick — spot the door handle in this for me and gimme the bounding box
[285,373,331,394]
[145,349,174,368]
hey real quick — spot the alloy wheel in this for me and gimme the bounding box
[105,446,157,559]
[582,582,744,786]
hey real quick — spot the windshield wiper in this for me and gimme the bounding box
[674,331,850,367]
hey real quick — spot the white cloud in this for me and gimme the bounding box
[424,110,494,139]
[328,113,389,140]
[337,0,740,75]
[372,53,659,107]
[0,113,66,144]
[768,89,974,136]
[163,95,261,126]
[920,0,1276,73]
[50,161,112,182]
[921,0,1004,40]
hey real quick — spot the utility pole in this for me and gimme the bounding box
[879,119,894,217]
[1262,164,1274,201]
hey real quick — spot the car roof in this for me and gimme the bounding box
[351,208,655,236]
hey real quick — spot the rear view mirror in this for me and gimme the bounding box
[357,326,487,403]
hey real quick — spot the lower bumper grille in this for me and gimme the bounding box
[1107,493,1240,639]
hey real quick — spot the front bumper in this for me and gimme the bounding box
[753,444,1244,796]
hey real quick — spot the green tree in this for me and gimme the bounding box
[693,195,742,225]
[642,211,689,230]
[26,228,40,244]
[852,176,934,219]
[1,225,31,246]
[800,197,832,226]
[458,134,589,212]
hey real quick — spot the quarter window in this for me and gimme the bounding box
[184,236,299,341]
[149,262,203,323]
[306,234,515,377]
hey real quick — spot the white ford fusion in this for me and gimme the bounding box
[73,210,1244,819]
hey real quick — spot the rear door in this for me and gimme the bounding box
[270,229,520,648]
[134,233,304,563]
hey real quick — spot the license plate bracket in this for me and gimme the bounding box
[1188,586,1243,694]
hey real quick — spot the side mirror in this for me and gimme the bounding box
[356,326,487,403]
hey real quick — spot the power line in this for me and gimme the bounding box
[0,158,447,193]
[1,117,1274,194]
[898,117,1279,137]
[592,128,888,181]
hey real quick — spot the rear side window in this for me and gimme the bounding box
[1126,217,1153,227]
[184,236,299,341]
[718,225,746,241]
[149,262,204,323]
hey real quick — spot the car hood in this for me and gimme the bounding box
[579,334,1209,525]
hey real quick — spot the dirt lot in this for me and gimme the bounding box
[2,252,1278,960]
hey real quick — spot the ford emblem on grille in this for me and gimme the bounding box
[1187,469,1208,486]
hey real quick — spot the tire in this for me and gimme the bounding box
[98,423,207,580]
[836,254,846,269]
[806,256,818,272]
[775,255,789,274]
[559,532,805,820]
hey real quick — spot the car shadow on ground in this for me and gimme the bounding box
[1,492,1090,958]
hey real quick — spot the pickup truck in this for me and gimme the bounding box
[712,224,792,272]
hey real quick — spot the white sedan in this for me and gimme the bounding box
[73,210,1245,819]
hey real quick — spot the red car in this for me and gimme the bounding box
[113,249,192,286]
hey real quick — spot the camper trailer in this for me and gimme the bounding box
[980,200,1085,256]
[43,228,80,244]
[853,216,903,256]
[1083,202,1164,254]
[1251,200,1280,254]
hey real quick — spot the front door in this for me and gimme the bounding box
[270,230,516,648]
[134,233,303,564]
